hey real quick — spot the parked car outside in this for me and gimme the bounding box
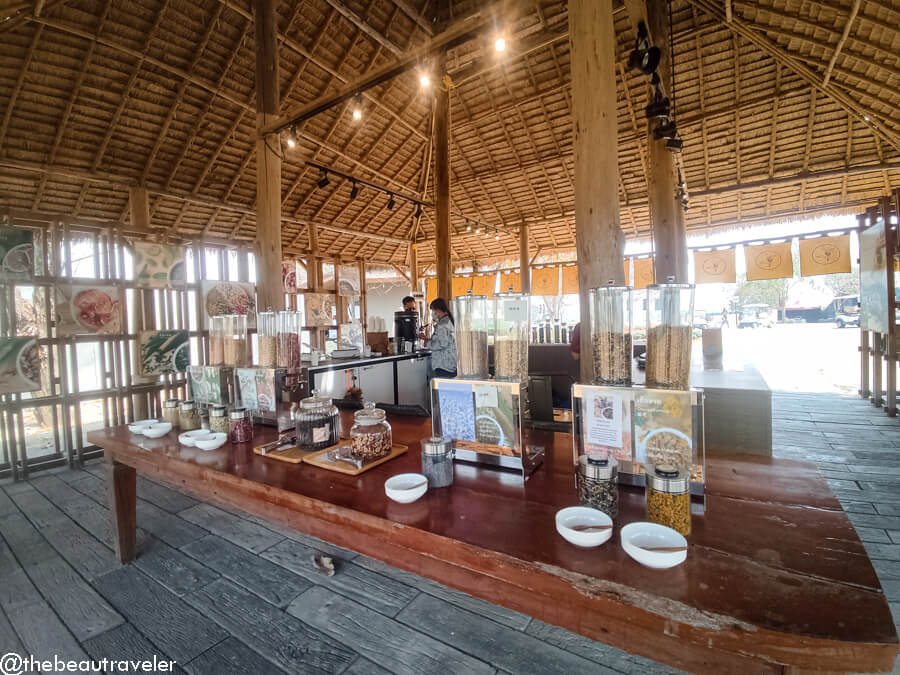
[738,304,776,329]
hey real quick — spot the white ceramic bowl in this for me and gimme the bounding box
[620,522,688,569]
[195,432,228,451]
[555,506,614,548]
[385,473,428,504]
[178,429,212,447]
[128,419,157,434]
[141,422,173,438]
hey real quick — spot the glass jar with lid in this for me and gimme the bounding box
[421,436,454,487]
[223,314,248,367]
[349,401,392,463]
[576,455,618,518]
[451,292,489,378]
[179,400,201,431]
[209,405,229,433]
[277,311,301,369]
[293,389,340,451]
[645,463,691,535]
[493,291,530,382]
[645,279,695,389]
[229,408,254,444]
[589,282,633,386]
[162,399,180,428]
[209,316,225,366]
[258,311,277,367]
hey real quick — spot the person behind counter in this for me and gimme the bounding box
[422,298,457,378]
[570,322,581,360]
[402,296,416,312]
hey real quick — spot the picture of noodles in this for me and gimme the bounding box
[0,338,41,394]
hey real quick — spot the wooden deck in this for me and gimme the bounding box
[0,392,898,674]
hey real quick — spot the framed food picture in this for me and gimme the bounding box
[0,337,42,394]
[201,280,257,329]
[282,260,297,293]
[305,293,336,326]
[132,242,186,288]
[55,284,122,336]
[139,330,189,375]
[338,264,361,296]
[0,226,34,282]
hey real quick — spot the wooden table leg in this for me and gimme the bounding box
[105,456,136,563]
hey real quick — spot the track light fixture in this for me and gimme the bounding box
[414,205,423,218]
[466,220,472,231]
[495,232,500,241]
[494,36,506,52]
[627,21,661,75]
[665,136,683,152]
[286,124,298,149]
[653,119,678,140]
[645,73,670,120]
[419,74,430,88]
[317,171,330,189]
[387,194,395,210]
[350,182,359,199]
[475,226,480,234]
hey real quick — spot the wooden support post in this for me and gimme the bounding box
[860,330,870,399]
[872,334,883,407]
[129,187,152,420]
[409,242,419,293]
[434,51,452,302]
[106,457,137,563]
[569,0,626,383]
[646,0,687,282]
[883,194,897,416]
[520,224,531,294]
[254,0,283,312]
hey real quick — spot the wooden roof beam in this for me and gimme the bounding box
[324,0,404,55]
[260,1,518,136]
[391,0,434,36]
[822,0,861,87]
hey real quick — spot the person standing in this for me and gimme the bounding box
[423,298,457,378]
[721,306,730,328]
[401,296,416,312]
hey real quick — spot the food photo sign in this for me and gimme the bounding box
[200,280,257,329]
[139,330,189,376]
[132,242,186,288]
[0,226,34,282]
[0,337,42,394]
[55,284,122,336]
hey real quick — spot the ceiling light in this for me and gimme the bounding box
[495,233,500,241]
[475,226,480,234]
[387,195,395,210]
[287,124,298,149]
[286,137,296,149]
[350,182,359,199]
[494,37,506,52]
[352,107,362,120]
[419,74,430,88]
[317,171,330,189]
[466,221,472,232]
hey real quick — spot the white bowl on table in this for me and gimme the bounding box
[385,473,428,504]
[195,432,228,451]
[555,506,614,548]
[141,422,172,438]
[179,429,212,447]
[620,522,688,569]
[128,419,157,434]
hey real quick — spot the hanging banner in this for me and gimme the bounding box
[426,277,438,303]
[744,242,793,281]
[693,248,736,284]
[451,275,473,298]
[499,271,522,293]
[859,222,889,334]
[561,265,578,294]
[471,273,496,298]
[531,266,560,296]
[632,258,655,290]
[799,235,851,277]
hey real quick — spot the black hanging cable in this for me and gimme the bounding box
[668,0,676,126]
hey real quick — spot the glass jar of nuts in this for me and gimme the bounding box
[349,401,392,463]
[576,454,618,518]
[645,463,691,535]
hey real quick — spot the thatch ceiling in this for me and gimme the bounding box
[1,0,898,267]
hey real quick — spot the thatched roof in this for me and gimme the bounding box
[1,0,898,267]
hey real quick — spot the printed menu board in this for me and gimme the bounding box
[0,227,34,281]
[436,380,520,456]
[581,388,631,462]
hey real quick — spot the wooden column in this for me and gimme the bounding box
[409,242,419,293]
[129,187,152,420]
[569,0,626,383]
[646,0,687,282]
[254,0,283,312]
[434,51,452,301]
[519,224,531,294]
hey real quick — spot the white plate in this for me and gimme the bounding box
[141,422,173,438]
[178,429,212,447]
[620,522,688,569]
[195,432,228,451]
[385,473,428,504]
[555,506,613,548]
[128,419,157,434]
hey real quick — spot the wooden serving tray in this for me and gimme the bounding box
[253,439,344,464]
[302,443,408,475]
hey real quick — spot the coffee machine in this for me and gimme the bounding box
[394,310,419,353]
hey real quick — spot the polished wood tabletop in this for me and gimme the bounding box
[88,413,899,674]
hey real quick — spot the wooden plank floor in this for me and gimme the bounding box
[1,392,898,674]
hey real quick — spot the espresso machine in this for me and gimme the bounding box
[394,310,419,353]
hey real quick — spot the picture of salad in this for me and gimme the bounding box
[132,242,186,288]
[139,330,189,375]
[202,281,257,329]
[0,226,34,281]
[305,293,335,327]
[55,284,122,336]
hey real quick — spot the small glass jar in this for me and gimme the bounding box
[229,408,254,444]
[576,455,618,518]
[645,280,695,389]
[223,314,248,367]
[209,405,230,433]
[162,399,180,429]
[179,400,201,431]
[421,436,454,488]
[293,389,340,451]
[258,311,277,367]
[277,310,301,369]
[349,401,392,463]
[645,463,691,535]
[209,316,225,366]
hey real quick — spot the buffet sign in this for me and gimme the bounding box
[572,384,706,498]
[431,378,542,480]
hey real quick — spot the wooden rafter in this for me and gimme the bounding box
[0,23,44,147]
[822,0,861,87]
[324,0,404,55]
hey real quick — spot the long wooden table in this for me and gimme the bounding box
[88,415,899,674]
